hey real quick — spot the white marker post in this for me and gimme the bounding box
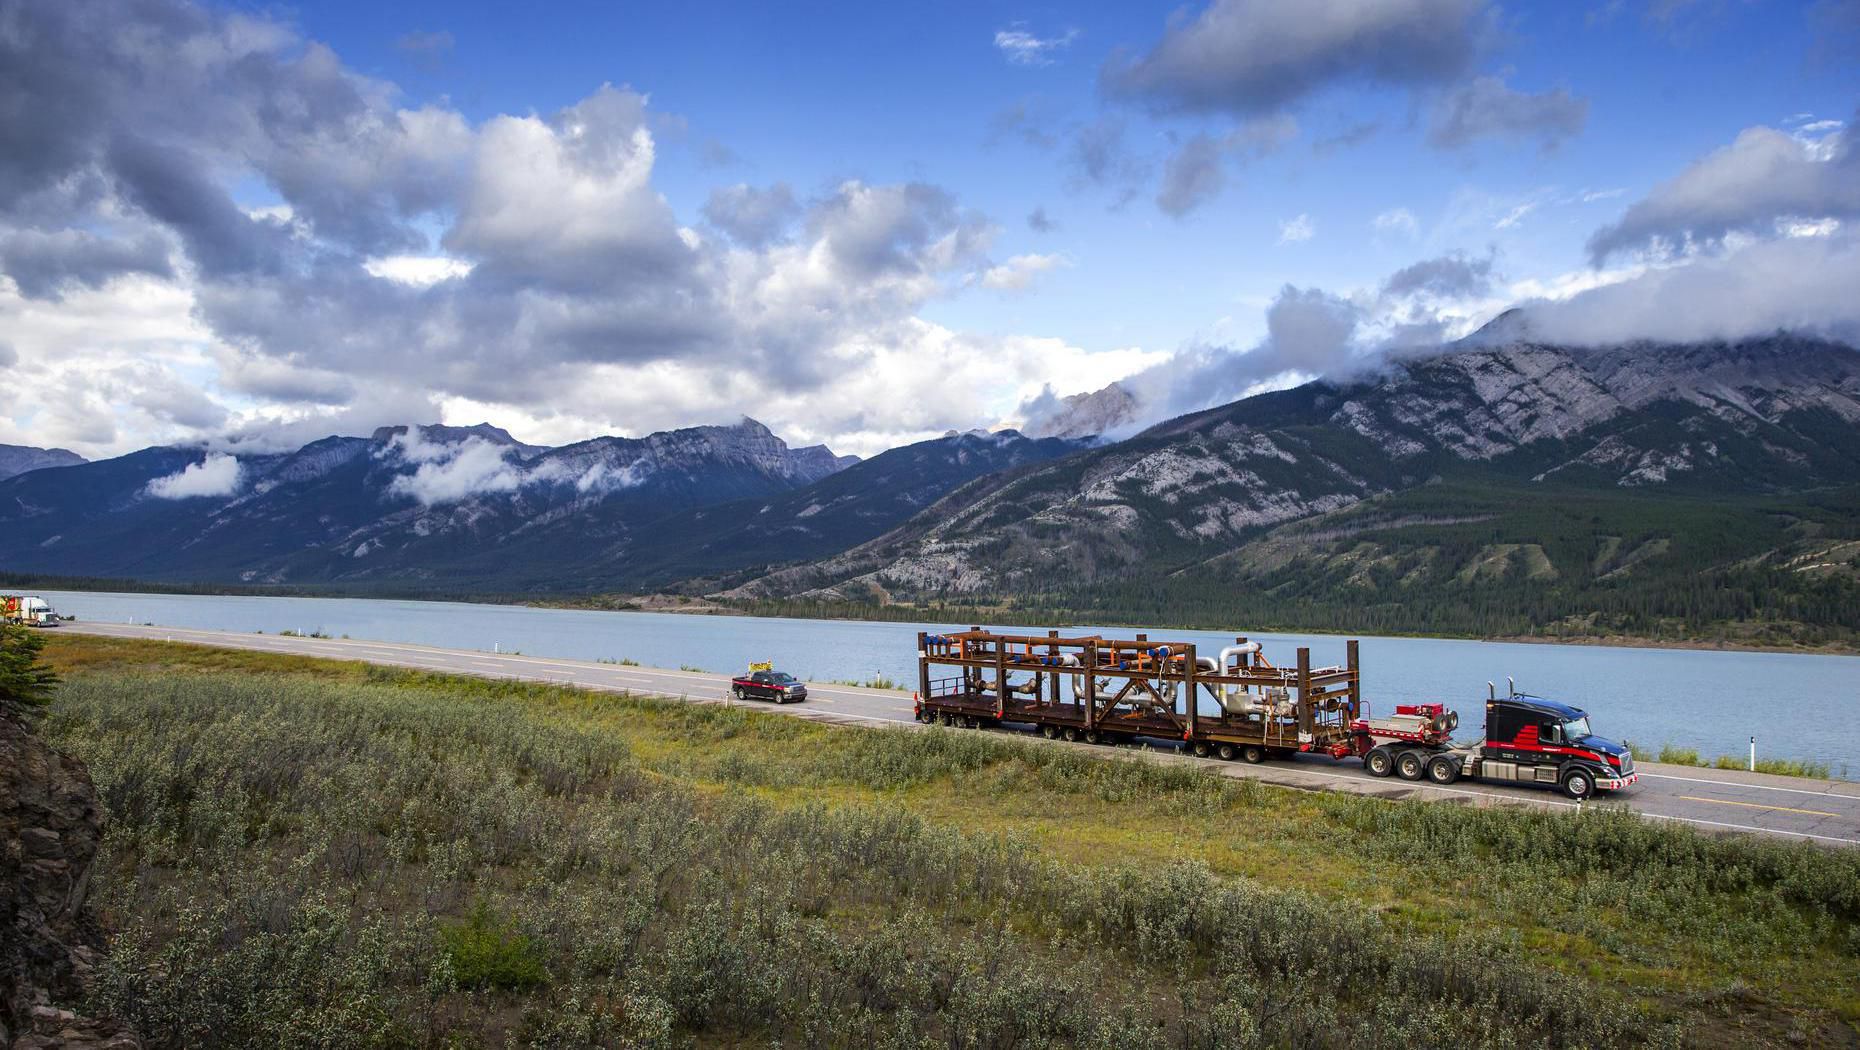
[1749,736,1756,772]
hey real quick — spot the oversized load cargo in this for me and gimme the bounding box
[914,627,1635,799]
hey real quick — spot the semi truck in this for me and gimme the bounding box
[1355,690,1636,799]
[913,627,1634,800]
[1,595,60,627]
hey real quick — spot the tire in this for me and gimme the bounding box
[1191,741,1212,758]
[1396,750,1426,781]
[1364,747,1394,777]
[939,712,955,727]
[1084,729,1102,745]
[1562,767,1595,800]
[733,687,745,702]
[1063,726,1081,742]
[1041,724,1059,740]
[1241,745,1266,764]
[1425,756,1458,785]
[1217,743,1238,761]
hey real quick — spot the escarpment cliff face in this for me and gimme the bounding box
[1,708,139,1050]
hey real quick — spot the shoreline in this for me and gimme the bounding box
[18,577,1857,658]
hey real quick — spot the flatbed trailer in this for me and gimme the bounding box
[913,627,1362,763]
[915,627,1637,800]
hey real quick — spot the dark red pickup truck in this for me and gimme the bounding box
[731,669,807,704]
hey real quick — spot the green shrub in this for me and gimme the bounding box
[440,902,548,991]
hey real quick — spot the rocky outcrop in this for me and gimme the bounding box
[0,708,139,1050]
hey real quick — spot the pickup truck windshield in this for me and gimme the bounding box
[769,673,796,685]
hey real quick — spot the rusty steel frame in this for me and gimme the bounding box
[916,627,1362,753]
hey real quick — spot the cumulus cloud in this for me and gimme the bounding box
[1104,285,1371,430]
[0,228,174,299]
[979,253,1068,291]
[381,430,523,506]
[0,341,15,369]
[1383,252,1494,299]
[146,453,242,498]
[994,25,1079,67]
[1427,76,1589,150]
[1523,228,1860,347]
[702,182,800,247]
[1104,0,1489,117]
[1587,117,1860,262]
[0,0,1055,458]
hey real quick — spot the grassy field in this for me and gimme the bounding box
[35,634,1860,1048]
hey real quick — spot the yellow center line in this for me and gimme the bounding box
[1676,795,1840,818]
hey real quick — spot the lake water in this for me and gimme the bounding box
[38,589,1860,772]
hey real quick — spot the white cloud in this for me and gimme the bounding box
[1494,202,1537,229]
[146,453,242,498]
[1522,229,1860,346]
[979,253,1068,291]
[1588,118,1860,261]
[363,254,473,286]
[993,25,1079,67]
[1373,207,1420,237]
[383,431,523,506]
[1277,213,1315,244]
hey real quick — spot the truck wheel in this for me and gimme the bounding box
[733,687,745,701]
[1396,750,1426,781]
[1241,745,1266,764]
[1425,756,1458,785]
[1063,726,1081,742]
[1562,768,1595,800]
[1084,729,1102,745]
[939,712,955,727]
[1364,747,1394,777]
[1041,724,1059,739]
[1217,743,1238,761]
[1191,741,1212,758]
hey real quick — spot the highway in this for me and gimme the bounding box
[58,620,1860,847]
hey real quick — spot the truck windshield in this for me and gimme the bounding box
[770,673,796,684]
[1563,716,1592,740]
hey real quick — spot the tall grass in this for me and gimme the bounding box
[44,669,1711,1049]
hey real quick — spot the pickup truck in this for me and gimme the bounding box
[731,669,807,704]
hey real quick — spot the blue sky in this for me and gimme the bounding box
[289,0,1854,351]
[3,0,1858,457]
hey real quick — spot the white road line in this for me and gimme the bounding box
[1638,771,1860,799]
[1638,812,1860,846]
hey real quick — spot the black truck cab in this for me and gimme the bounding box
[1480,694,1636,798]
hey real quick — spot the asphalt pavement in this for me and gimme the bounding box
[57,620,1860,847]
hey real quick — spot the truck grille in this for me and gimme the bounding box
[1618,754,1635,776]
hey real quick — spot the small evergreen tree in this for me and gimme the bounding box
[0,624,58,712]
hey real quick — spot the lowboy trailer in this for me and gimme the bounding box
[914,627,1636,799]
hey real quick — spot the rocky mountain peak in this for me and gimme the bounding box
[1024,382,1139,440]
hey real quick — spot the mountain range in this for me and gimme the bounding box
[0,445,85,481]
[5,325,1860,646]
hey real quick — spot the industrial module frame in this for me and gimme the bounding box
[914,627,1363,759]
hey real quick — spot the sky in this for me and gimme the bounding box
[2,0,1857,460]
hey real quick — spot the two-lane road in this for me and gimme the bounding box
[57,621,1860,847]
